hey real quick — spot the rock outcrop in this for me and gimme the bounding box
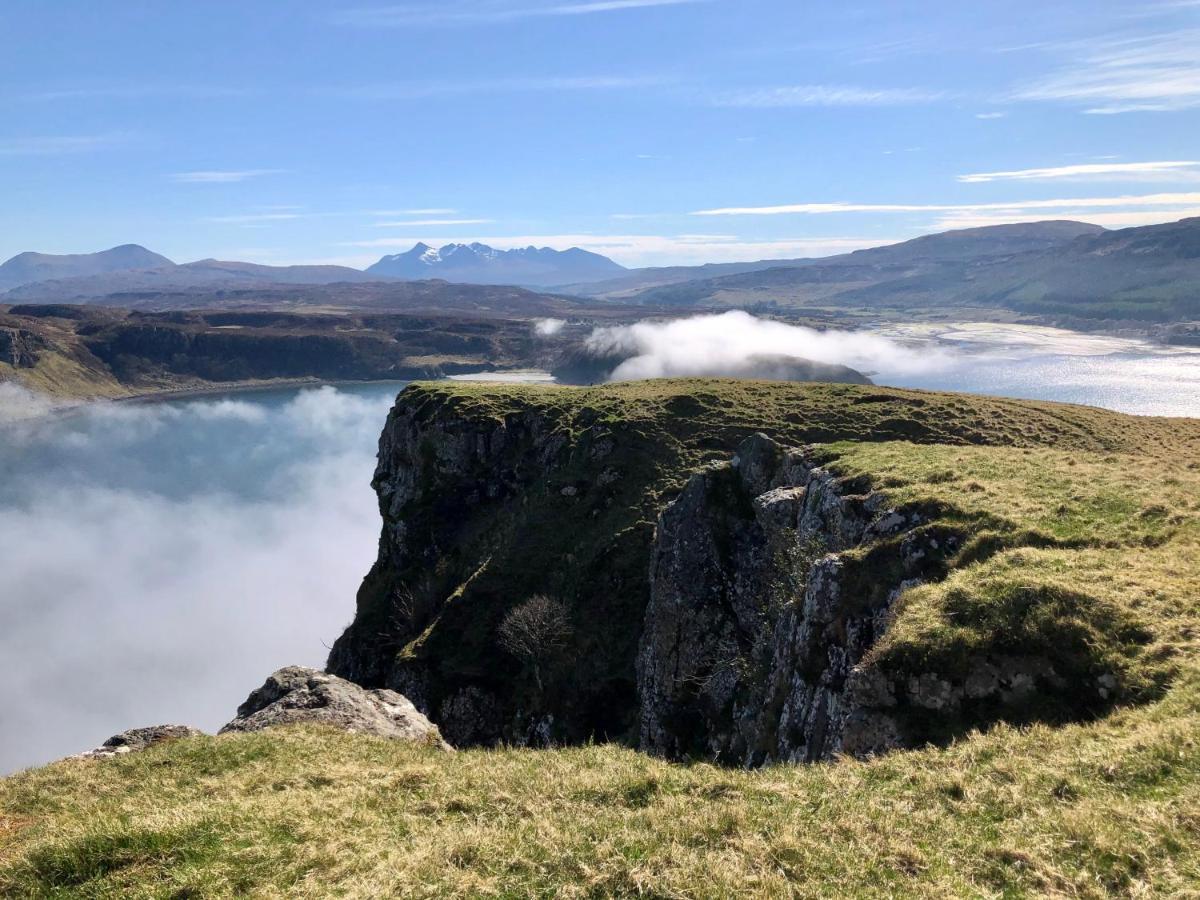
[636,433,1092,763]
[0,327,45,368]
[77,725,204,759]
[327,382,1154,762]
[220,666,451,749]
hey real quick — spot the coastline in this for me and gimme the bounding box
[113,376,416,405]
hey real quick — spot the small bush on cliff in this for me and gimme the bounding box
[497,594,573,693]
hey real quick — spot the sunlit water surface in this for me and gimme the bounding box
[869,324,1200,418]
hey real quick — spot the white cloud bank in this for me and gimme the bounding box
[584,311,947,381]
[0,385,395,773]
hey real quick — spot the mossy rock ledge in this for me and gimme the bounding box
[326,378,1200,761]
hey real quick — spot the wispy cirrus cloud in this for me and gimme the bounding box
[325,74,668,100]
[372,218,495,226]
[958,160,1200,183]
[692,192,1200,217]
[370,208,459,216]
[0,134,131,155]
[330,0,705,27]
[710,84,947,108]
[202,213,306,226]
[170,169,286,184]
[16,85,251,103]
[1013,28,1200,113]
[933,208,1200,229]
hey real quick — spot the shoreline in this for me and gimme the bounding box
[114,377,416,405]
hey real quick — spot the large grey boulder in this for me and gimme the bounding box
[220,666,451,749]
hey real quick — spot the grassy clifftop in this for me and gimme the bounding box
[4,379,1200,896]
[331,379,1200,748]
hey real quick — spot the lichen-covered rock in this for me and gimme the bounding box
[77,725,203,759]
[220,666,450,749]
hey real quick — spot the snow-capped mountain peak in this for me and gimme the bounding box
[366,241,625,287]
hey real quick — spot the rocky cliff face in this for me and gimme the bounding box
[327,382,1149,762]
[639,433,966,763]
[327,386,654,747]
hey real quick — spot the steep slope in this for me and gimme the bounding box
[367,242,626,286]
[328,379,1200,755]
[0,305,554,399]
[0,245,174,291]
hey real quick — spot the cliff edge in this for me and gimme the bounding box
[328,379,1195,759]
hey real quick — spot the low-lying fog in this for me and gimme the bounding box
[0,384,398,773]
[3,314,1199,772]
[570,312,1200,417]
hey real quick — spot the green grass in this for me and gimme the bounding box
[6,378,1200,896]
[3,713,1199,897]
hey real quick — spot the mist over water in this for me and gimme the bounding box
[580,315,1200,417]
[586,311,947,381]
[0,384,402,773]
[2,319,1198,773]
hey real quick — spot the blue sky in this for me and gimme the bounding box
[2,0,1199,269]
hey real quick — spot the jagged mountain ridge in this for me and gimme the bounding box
[366,242,627,286]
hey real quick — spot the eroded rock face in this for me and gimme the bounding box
[636,433,1093,764]
[638,433,939,763]
[0,327,45,368]
[77,725,203,759]
[220,666,451,749]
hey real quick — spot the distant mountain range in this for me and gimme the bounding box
[0,242,627,300]
[366,242,626,286]
[3,218,1199,322]
[0,245,173,292]
[607,218,1200,322]
[559,220,1107,299]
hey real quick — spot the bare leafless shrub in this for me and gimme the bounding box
[497,595,573,692]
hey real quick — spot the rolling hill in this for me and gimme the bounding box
[614,218,1200,322]
[0,245,174,292]
[561,221,1106,299]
